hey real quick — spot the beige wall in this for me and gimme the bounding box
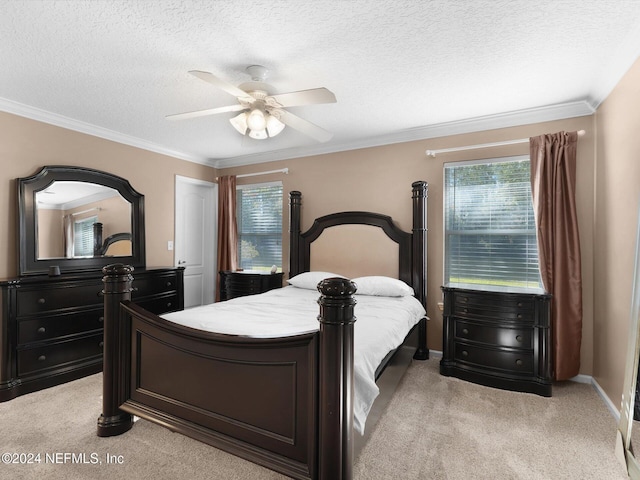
[223,115,596,379]
[4,54,639,408]
[593,57,640,405]
[0,111,217,278]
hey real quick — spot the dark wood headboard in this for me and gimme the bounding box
[288,181,428,309]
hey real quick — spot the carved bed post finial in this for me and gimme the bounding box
[97,263,134,437]
[289,191,302,278]
[412,181,429,360]
[317,277,357,480]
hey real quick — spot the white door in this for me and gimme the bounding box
[175,176,217,308]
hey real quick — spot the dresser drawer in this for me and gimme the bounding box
[136,293,180,315]
[133,272,179,298]
[18,308,103,345]
[452,291,535,323]
[454,343,534,375]
[454,320,533,349]
[17,333,103,376]
[17,283,103,316]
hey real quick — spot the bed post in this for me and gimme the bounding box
[289,190,302,277]
[97,263,134,437]
[412,181,429,360]
[317,277,357,480]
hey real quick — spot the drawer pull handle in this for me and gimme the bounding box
[463,308,468,313]
[462,297,468,302]
[517,302,523,307]
[166,281,173,287]
[167,302,172,308]
[461,350,468,357]
[99,341,104,348]
[515,359,523,366]
[517,314,522,319]
[38,355,46,362]
[37,298,46,304]
[461,328,469,335]
[516,335,523,342]
[37,327,46,334]
[98,316,104,323]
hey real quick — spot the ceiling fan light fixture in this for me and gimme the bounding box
[230,112,248,135]
[230,109,285,140]
[248,128,268,140]
[246,108,267,131]
[266,114,285,137]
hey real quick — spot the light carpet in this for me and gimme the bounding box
[0,359,628,479]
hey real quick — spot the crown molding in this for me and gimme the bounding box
[213,100,595,169]
[0,95,595,171]
[0,97,212,166]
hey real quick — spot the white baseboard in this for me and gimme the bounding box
[568,373,620,421]
[427,352,620,421]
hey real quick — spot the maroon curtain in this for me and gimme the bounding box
[529,131,582,381]
[217,175,238,301]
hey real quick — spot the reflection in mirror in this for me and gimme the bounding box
[35,181,132,259]
[632,370,640,459]
[617,197,640,479]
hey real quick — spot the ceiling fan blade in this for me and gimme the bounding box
[276,109,333,143]
[166,104,245,120]
[267,87,336,108]
[188,70,254,101]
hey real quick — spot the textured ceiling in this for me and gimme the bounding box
[1,0,640,168]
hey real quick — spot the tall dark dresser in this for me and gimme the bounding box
[1,165,185,401]
[0,268,184,401]
[440,284,552,396]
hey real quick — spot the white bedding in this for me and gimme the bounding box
[162,285,426,434]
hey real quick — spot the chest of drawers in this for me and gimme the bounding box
[219,270,283,300]
[0,267,183,401]
[440,285,552,396]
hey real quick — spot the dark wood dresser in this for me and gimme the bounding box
[0,267,184,401]
[440,284,552,396]
[219,270,283,301]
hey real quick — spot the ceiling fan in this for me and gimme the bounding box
[167,65,336,142]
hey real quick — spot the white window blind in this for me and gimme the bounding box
[236,182,283,271]
[74,216,97,257]
[444,156,541,289]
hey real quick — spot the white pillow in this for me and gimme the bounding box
[287,271,345,290]
[351,276,414,297]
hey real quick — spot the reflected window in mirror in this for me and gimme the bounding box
[35,180,132,260]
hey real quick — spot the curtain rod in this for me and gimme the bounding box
[216,168,288,181]
[71,207,101,217]
[425,130,586,158]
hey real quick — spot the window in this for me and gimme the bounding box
[236,182,283,271]
[444,156,541,289]
[74,216,97,257]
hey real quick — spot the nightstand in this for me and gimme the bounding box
[440,284,552,396]
[219,270,284,301]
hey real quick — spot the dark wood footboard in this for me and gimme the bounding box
[98,264,357,480]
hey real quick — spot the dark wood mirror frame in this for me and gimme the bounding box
[17,165,145,276]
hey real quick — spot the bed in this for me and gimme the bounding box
[96,181,429,480]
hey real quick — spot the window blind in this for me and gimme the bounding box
[74,216,97,257]
[236,182,283,270]
[444,156,541,289]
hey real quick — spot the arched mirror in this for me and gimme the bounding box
[617,197,640,478]
[18,166,145,276]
